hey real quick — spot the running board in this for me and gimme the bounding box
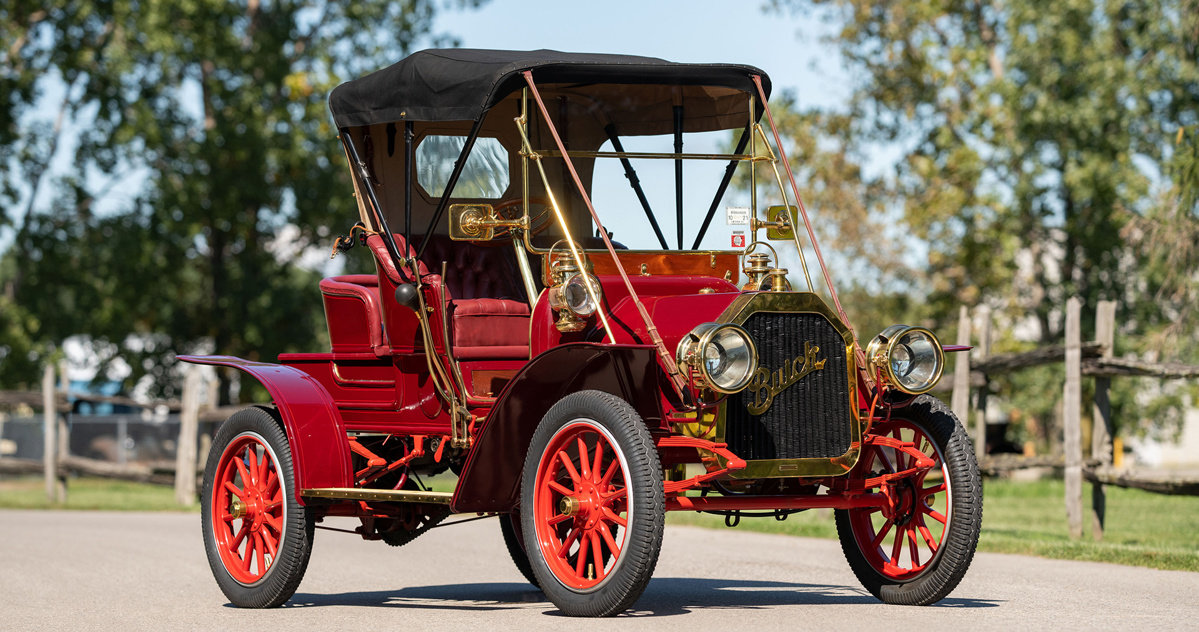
[301,488,453,504]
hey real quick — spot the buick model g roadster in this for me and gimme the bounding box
[183,49,981,617]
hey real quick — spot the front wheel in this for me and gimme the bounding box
[836,394,982,605]
[201,406,315,608]
[520,390,664,617]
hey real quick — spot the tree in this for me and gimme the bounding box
[1,1,482,399]
[771,0,1199,346]
[1124,125,1199,361]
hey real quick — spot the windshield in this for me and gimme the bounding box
[587,129,753,251]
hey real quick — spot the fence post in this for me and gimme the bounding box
[175,368,202,506]
[116,416,128,466]
[56,360,69,502]
[1091,300,1116,541]
[1064,297,1083,539]
[951,305,972,433]
[42,364,57,503]
[973,306,992,458]
[198,375,220,470]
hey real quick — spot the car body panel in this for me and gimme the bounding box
[451,343,660,513]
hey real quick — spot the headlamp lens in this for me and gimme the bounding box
[704,325,756,392]
[563,273,600,316]
[891,330,941,392]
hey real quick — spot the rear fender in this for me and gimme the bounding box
[452,343,662,513]
[178,355,354,505]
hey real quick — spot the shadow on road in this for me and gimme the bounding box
[619,578,1000,617]
[283,577,1002,615]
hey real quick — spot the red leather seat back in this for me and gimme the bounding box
[415,235,528,303]
[365,233,531,360]
[319,274,383,352]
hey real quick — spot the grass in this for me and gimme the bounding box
[3,474,1195,572]
[976,478,1199,571]
[0,476,198,512]
[667,478,1199,572]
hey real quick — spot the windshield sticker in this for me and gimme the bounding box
[726,206,750,225]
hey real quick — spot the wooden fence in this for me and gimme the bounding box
[5,313,1198,521]
[950,298,1199,541]
[0,365,241,506]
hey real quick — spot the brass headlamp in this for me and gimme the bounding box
[547,248,601,333]
[676,323,758,394]
[866,325,945,394]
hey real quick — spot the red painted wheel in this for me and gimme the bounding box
[847,419,949,580]
[836,395,981,605]
[211,432,285,585]
[532,421,629,590]
[521,391,663,617]
[201,407,314,608]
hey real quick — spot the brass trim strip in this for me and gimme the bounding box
[539,149,761,161]
[301,488,454,504]
[331,363,395,387]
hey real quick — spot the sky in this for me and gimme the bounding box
[430,0,854,258]
[0,0,853,253]
[440,0,848,110]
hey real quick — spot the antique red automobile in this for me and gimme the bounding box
[183,49,981,617]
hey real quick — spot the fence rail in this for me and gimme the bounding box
[0,365,229,506]
[951,299,1199,542]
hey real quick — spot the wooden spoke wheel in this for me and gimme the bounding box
[521,391,663,617]
[836,395,982,605]
[201,407,314,608]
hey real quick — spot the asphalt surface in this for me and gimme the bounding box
[1,508,1195,631]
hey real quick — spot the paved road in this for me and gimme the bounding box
[0,508,1195,630]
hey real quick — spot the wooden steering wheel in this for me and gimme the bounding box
[491,196,553,239]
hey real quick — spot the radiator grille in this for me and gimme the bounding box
[725,312,853,460]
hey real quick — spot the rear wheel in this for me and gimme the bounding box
[520,390,664,617]
[499,512,540,588]
[835,395,981,605]
[201,406,314,608]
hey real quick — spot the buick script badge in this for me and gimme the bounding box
[746,341,826,415]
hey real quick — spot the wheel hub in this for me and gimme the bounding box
[229,498,248,520]
[560,480,610,528]
[892,478,918,526]
[559,495,582,517]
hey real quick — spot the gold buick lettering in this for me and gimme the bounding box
[746,341,826,415]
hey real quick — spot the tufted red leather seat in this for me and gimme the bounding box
[366,233,531,359]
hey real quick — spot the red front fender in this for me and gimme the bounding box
[178,355,353,505]
[452,343,663,514]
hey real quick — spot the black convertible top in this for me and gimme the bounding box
[328,48,771,128]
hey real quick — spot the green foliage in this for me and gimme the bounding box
[0,1,480,397]
[1122,125,1199,362]
[761,0,1199,440]
[769,0,1199,346]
